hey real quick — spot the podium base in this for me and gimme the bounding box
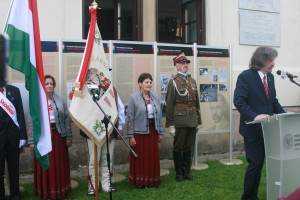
[219,158,243,166]
[192,163,209,170]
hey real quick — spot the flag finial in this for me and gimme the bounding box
[91,1,97,7]
[91,1,101,9]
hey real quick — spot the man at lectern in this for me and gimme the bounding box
[234,46,285,200]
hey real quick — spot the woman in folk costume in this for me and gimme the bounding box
[28,75,72,199]
[127,73,164,188]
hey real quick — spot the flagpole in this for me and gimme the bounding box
[3,0,15,33]
[94,144,99,200]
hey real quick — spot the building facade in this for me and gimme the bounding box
[1,0,300,106]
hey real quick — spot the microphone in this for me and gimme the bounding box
[86,84,100,100]
[276,70,298,79]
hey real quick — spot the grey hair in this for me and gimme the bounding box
[249,46,278,70]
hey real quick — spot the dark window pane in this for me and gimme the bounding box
[185,22,197,43]
[158,0,182,43]
[118,0,133,40]
[98,9,115,40]
[184,1,197,43]
[184,2,197,22]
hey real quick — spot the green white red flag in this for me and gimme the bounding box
[5,0,51,169]
[69,5,118,146]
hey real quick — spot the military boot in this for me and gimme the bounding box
[182,150,193,180]
[173,151,184,182]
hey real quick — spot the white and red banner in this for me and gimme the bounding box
[69,5,118,146]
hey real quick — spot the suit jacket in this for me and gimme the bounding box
[233,69,285,138]
[0,85,26,148]
[165,73,201,128]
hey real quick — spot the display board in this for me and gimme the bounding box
[111,41,154,105]
[196,47,231,133]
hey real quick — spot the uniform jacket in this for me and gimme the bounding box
[165,73,201,128]
[0,85,26,148]
[126,91,164,137]
[234,69,285,138]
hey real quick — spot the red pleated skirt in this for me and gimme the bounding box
[33,131,72,199]
[129,126,161,187]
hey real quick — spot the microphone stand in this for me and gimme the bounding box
[91,91,138,200]
[289,77,300,87]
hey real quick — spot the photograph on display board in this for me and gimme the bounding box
[219,83,227,91]
[199,68,208,76]
[160,74,171,115]
[199,84,218,102]
[209,68,218,82]
[219,68,228,82]
[207,93,230,131]
[160,74,171,92]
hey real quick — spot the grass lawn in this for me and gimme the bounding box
[20,157,267,200]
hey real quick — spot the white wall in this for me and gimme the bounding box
[0,1,10,32]
[206,0,300,106]
[0,0,82,40]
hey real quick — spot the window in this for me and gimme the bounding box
[83,0,142,41]
[183,1,197,43]
[158,0,205,44]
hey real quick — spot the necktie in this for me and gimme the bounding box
[0,88,4,94]
[263,75,269,97]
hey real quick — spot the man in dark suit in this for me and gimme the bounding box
[0,84,27,200]
[234,46,285,200]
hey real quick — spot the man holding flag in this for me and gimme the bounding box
[69,1,119,198]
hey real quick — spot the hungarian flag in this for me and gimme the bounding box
[5,0,52,169]
[69,4,118,146]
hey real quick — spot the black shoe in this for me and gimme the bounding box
[175,175,185,182]
[183,173,193,181]
[136,185,145,189]
[10,194,21,200]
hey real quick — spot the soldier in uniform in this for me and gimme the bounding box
[165,52,201,182]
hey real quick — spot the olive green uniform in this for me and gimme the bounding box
[166,72,202,181]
